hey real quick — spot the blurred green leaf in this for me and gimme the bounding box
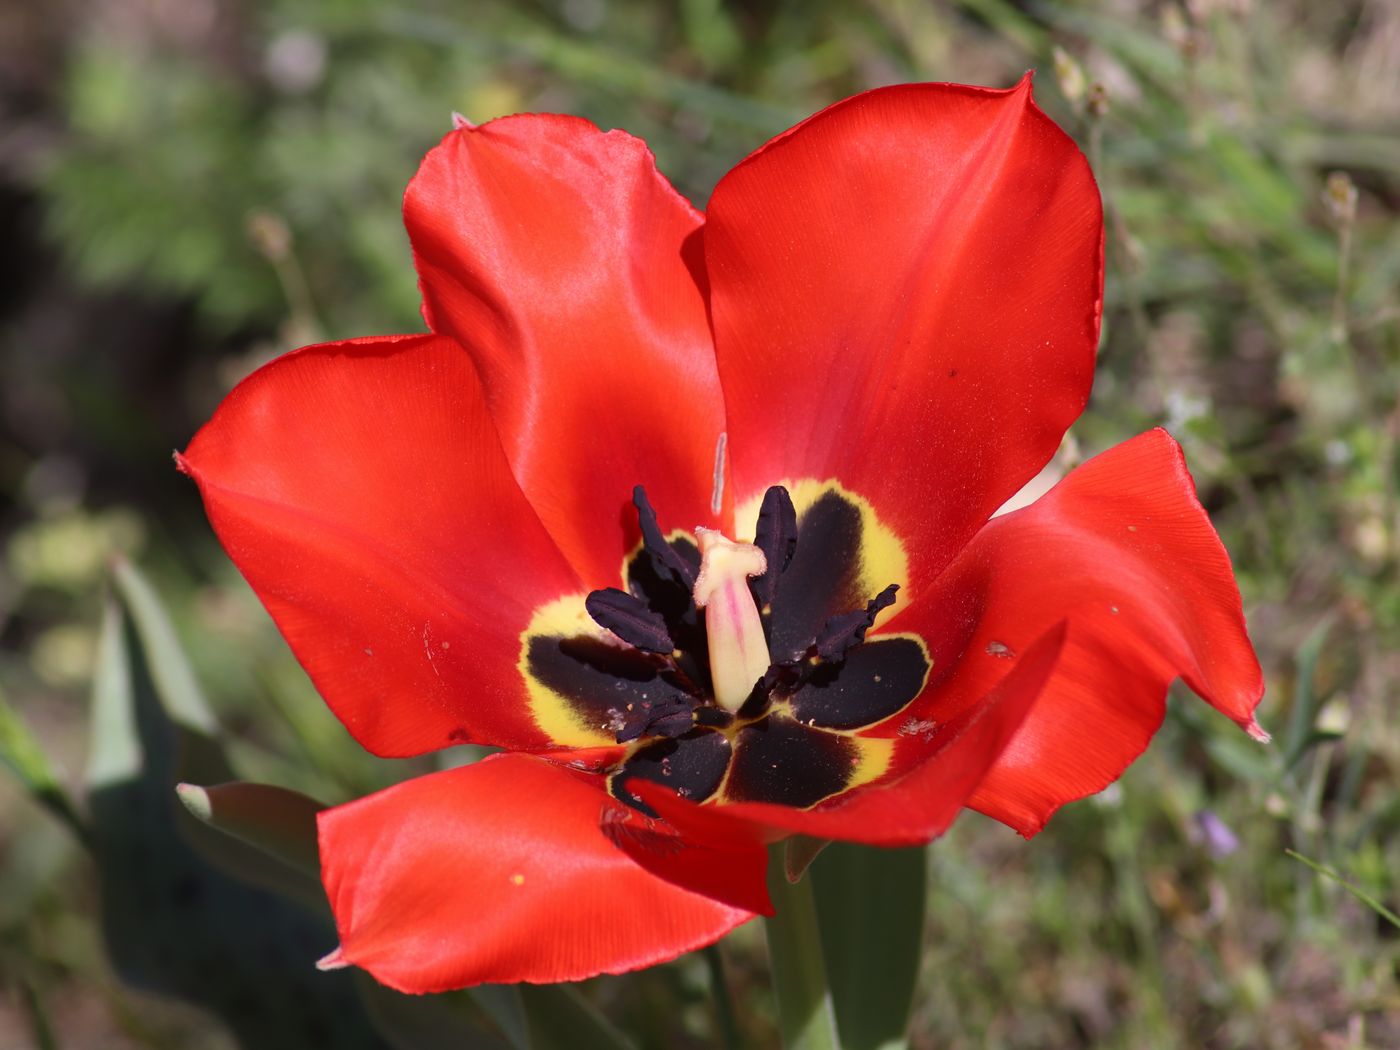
[470,985,533,1050]
[680,0,743,72]
[519,985,638,1050]
[785,835,831,883]
[0,684,81,835]
[87,564,632,1049]
[110,556,219,735]
[355,978,517,1050]
[358,978,638,1050]
[47,47,280,327]
[1202,725,1276,783]
[765,845,842,1050]
[176,779,325,879]
[84,598,144,791]
[811,843,926,1050]
[1208,133,1300,232]
[85,576,388,1048]
[19,982,58,1050]
[382,10,798,133]
[1283,617,1334,770]
[1286,849,1400,930]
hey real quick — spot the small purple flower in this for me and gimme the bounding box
[1193,810,1240,858]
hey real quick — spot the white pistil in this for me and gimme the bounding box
[692,528,770,714]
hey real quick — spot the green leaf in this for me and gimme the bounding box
[1283,618,1334,770]
[19,982,58,1050]
[1286,849,1400,930]
[85,597,145,791]
[94,573,320,905]
[110,556,219,735]
[765,845,842,1050]
[0,685,59,792]
[0,684,85,839]
[176,780,325,879]
[91,563,617,1050]
[1203,731,1277,783]
[784,835,831,883]
[471,985,533,1050]
[357,978,635,1050]
[354,978,518,1050]
[85,572,389,1049]
[519,985,638,1050]
[810,843,927,1050]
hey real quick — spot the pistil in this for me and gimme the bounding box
[692,528,771,714]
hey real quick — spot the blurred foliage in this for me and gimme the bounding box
[1,0,1398,1047]
[85,564,387,1050]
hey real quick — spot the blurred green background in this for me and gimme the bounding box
[1,0,1398,1047]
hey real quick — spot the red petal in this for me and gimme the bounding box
[706,77,1103,592]
[637,624,1066,847]
[895,428,1265,836]
[319,754,761,991]
[180,334,581,757]
[406,116,725,583]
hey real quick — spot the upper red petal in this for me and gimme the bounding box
[180,334,581,757]
[893,428,1265,835]
[406,115,726,583]
[318,754,760,991]
[706,76,1103,593]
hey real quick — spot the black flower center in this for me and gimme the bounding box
[525,484,931,812]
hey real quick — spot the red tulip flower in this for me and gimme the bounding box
[179,76,1264,994]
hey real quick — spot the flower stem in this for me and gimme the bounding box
[764,845,842,1050]
[704,943,743,1050]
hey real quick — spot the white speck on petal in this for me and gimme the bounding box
[899,717,938,740]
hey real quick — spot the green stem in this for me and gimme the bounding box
[704,943,743,1050]
[1287,849,1400,930]
[1332,219,1353,345]
[21,982,57,1050]
[764,845,842,1050]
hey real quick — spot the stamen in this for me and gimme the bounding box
[751,485,797,608]
[633,486,697,588]
[584,587,675,654]
[815,583,899,662]
[692,528,771,714]
[614,697,696,742]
